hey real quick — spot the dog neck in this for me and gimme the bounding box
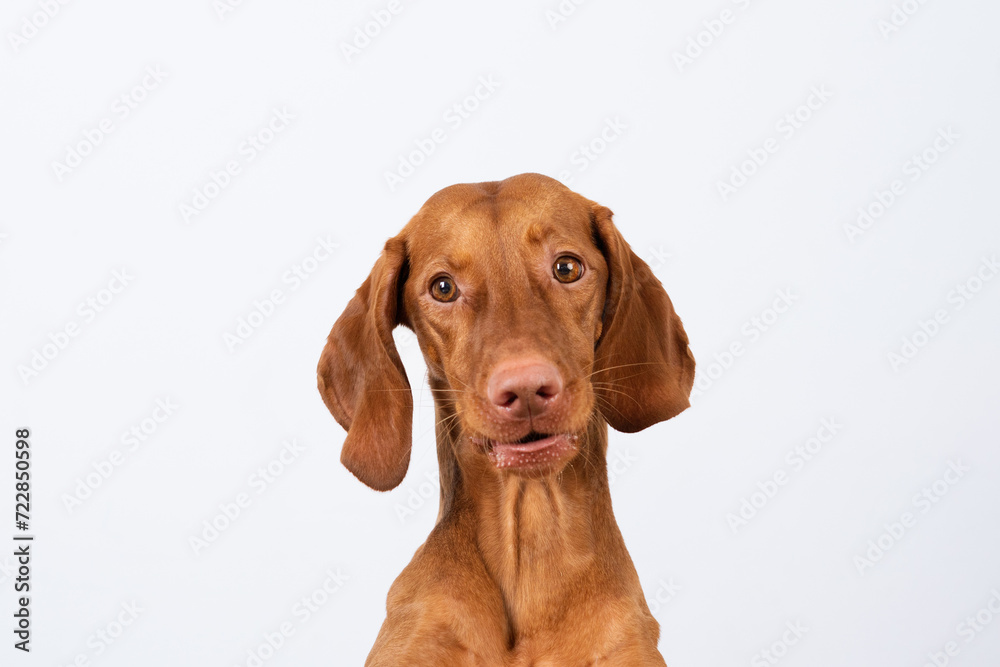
[433,405,636,634]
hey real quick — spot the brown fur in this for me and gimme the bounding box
[318,173,695,665]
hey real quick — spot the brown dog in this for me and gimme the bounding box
[318,173,694,665]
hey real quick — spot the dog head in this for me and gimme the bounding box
[318,173,694,491]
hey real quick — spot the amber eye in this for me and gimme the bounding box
[430,275,459,302]
[553,256,583,283]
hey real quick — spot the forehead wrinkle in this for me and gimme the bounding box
[425,252,472,275]
[522,221,554,246]
[500,195,590,256]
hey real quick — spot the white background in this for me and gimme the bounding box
[2,0,999,665]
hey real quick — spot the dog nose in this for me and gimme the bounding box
[487,359,564,420]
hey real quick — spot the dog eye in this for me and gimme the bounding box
[430,275,459,302]
[553,256,583,283]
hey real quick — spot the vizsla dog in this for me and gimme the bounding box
[318,173,695,665]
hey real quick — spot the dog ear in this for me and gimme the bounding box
[591,205,695,432]
[317,236,412,491]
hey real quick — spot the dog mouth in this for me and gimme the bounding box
[513,430,550,445]
[472,432,580,471]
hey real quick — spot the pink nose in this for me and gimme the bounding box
[487,359,564,421]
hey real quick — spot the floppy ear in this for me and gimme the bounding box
[317,237,412,491]
[591,205,695,432]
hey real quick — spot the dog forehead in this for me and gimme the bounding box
[404,175,594,265]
